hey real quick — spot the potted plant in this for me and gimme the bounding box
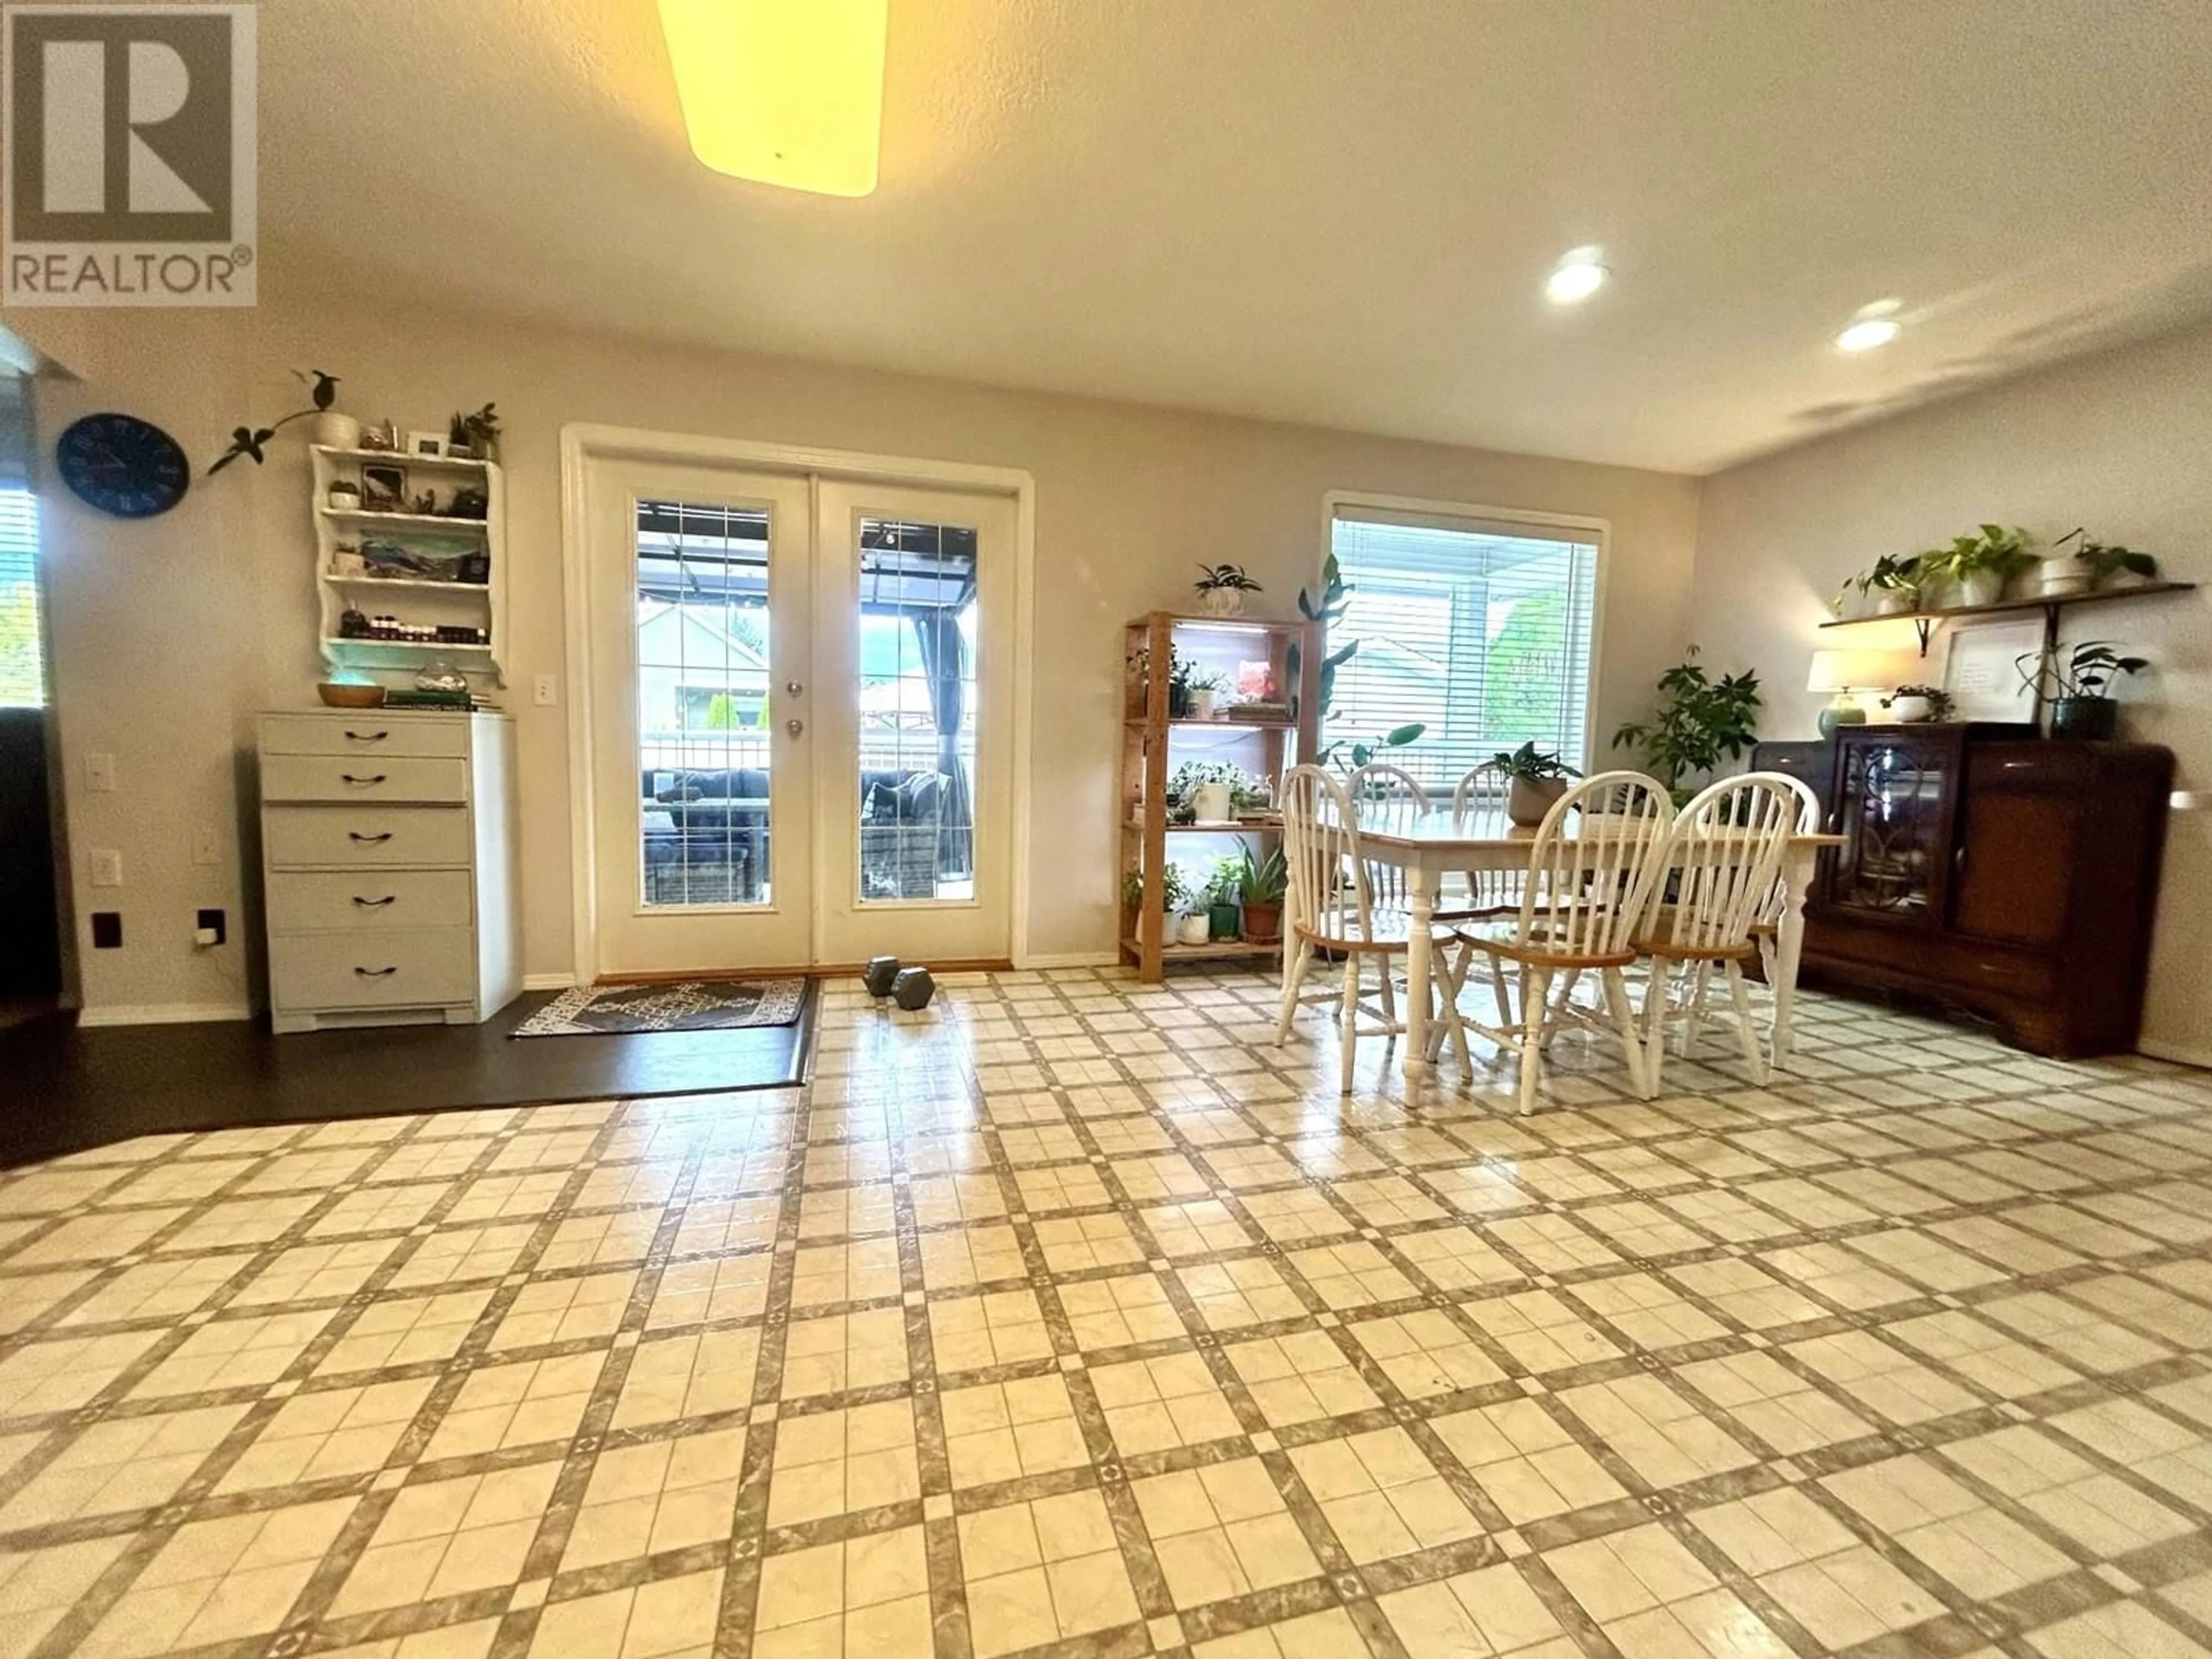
[1232,841,1287,943]
[1612,648,1762,804]
[2051,527,2158,592]
[1835,552,1926,618]
[1923,524,2033,608]
[1880,684,1953,724]
[1188,666,1226,722]
[1205,860,1244,940]
[2016,640,2146,741]
[1168,760,1259,825]
[1167,647,1198,719]
[1493,741,1583,826]
[1194,563,1264,618]
[211,369,346,471]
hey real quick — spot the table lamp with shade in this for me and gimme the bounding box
[1807,647,1918,737]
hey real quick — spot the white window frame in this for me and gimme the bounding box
[1317,491,1611,773]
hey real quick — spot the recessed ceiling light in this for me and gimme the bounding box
[1546,249,1608,305]
[1836,299,1905,352]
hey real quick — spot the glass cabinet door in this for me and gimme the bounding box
[1826,736,1954,922]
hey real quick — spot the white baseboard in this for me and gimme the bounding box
[2138,1037,2212,1072]
[1016,950,1122,970]
[77,1002,253,1028]
[522,973,577,991]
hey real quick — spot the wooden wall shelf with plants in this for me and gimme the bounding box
[1120,610,1318,981]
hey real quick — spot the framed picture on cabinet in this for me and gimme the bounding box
[1937,618,2043,721]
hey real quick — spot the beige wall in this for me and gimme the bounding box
[15,298,1702,1013]
[1690,320,2212,1063]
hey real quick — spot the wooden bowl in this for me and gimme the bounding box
[317,683,385,709]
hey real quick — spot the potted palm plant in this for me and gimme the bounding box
[1493,742,1583,826]
[1233,840,1287,943]
[1612,648,1763,805]
[2016,641,2146,741]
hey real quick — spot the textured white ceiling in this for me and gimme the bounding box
[259,0,2212,474]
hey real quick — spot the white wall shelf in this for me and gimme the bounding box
[312,445,507,688]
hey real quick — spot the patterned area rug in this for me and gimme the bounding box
[509,977,808,1037]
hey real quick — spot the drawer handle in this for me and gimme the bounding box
[339,773,388,786]
[347,831,393,844]
[344,730,389,743]
[351,895,396,908]
[354,965,398,978]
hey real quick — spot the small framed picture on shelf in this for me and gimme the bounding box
[407,430,447,459]
[360,463,407,512]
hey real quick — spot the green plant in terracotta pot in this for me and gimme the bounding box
[1492,742,1582,826]
[1232,840,1287,944]
[2016,641,2146,741]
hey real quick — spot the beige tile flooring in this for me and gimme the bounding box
[1,971,2211,1658]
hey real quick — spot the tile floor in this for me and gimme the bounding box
[1,968,2210,1658]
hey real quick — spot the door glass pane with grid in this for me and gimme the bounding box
[1324,507,1600,789]
[635,500,775,909]
[855,517,978,904]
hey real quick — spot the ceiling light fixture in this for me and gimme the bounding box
[1545,248,1608,305]
[658,0,888,197]
[1836,299,1905,353]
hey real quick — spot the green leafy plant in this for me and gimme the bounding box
[1233,840,1287,904]
[1884,684,1955,719]
[2052,527,2157,585]
[1165,760,1266,823]
[1922,524,2034,588]
[1206,855,1247,906]
[1194,563,1263,593]
[1322,724,1426,772]
[1122,863,1195,914]
[2016,641,2147,702]
[1286,554,1357,724]
[448,403,502,460]
[1834,552,1925,614]
[1611,647,1762,800]
[1491,742,1581,783]
[210,369,341,472]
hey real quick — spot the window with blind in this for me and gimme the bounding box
[1323,504,1599,787]
[0,490,38,706]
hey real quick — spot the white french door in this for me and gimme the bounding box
[582,456,1015,976]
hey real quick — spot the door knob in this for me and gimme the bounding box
[786,718,804,737]
[785,680,804,696]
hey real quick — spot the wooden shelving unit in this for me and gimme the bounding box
[1119,611,1319,981]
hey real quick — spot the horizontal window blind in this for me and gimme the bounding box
[0,377,40,708]
[1323,506,1599,790]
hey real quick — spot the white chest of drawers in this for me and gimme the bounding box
[257,711,522,1034]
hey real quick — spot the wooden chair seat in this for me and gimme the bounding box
[1449,918,1639,970]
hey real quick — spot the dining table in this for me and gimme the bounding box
[1345,805,1844,1084]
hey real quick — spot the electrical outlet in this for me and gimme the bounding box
[90,912,122,949]
[192,827,221,866]
[195,908,226,948]
[88,848,123,888]
[533,673,558,707]
[85,752,116,792]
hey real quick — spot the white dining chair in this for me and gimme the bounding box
[1747,773,1823,1063]
[1275,764,1471,1094]
[1431,762,1525,1025]
[1343,762,1432,1027]
[1635,774,1804,1094]
[1444,771,1672,1113]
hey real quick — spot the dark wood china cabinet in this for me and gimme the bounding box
[1752,725,2172,1057]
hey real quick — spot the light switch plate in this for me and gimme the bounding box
[192,827,221,866]
[533,673,558,707]
[88,848,123,888]
[85,752,116,792]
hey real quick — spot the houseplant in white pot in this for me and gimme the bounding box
[1493,742,1582,827]
[1923,524,2033,608]
[1193,563,1263,618]
[2052,527,2159,592]
[1835,553,1926,618]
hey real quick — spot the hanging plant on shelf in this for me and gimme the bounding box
[209,369,342,473]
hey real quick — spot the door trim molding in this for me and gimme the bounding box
[559,425,1039,986]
